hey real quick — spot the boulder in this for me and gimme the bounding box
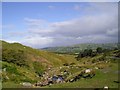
[69,79,74,82]
[22,82,32,87]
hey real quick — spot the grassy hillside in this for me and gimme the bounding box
[1,40,119,88]
[1,40,79,88]
[2,40,78,67]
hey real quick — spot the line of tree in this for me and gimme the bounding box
[76,47,114,60]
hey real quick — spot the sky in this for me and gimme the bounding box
[2,2,118,48]
[2,0,120,2]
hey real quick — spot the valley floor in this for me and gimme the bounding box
[2,61,119,88]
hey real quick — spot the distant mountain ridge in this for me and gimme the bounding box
[42,43,118,54]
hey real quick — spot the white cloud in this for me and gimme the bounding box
[19,3,118,48]
[22,36,53,48]
[3,40,20,43]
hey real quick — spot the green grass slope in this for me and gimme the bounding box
[2,40,78,67]
[1,40,79,88]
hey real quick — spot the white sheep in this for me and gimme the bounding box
[85,69,92,73]
[104,86,108,89]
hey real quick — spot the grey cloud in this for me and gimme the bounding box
[24,14,118,48]
[51,14,117,37]
[21,3,118,48]
[48,34,118,47]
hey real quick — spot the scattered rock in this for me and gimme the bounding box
[69,79,74,82]
[3,68,6,72]
[95,67,98,69]
[5,76,9,80]
[22,82,32,87]
[59,67,62,69]
[76,67,79,69]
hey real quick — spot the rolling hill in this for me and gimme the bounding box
[1,40,78,67]
[42,43,118,54]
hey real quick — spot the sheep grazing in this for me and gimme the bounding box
[82,69,95,78]
[103,86,108,90]
[85,69,95,75]
[85,69,92,73]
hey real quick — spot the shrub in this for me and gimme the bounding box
[2,62,21,75]
[76,49,94,60]
[2,49,27,66]
[70,63,75,65]
[96,47,103,53]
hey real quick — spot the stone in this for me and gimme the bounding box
[95,67,98,69]
[48,68,51,70]
[22,82,32,87]
[6,76,9,80]
[60,67,62,69]
[3,68,6,72]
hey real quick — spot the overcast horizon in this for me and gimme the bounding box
[2,2,118,48]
